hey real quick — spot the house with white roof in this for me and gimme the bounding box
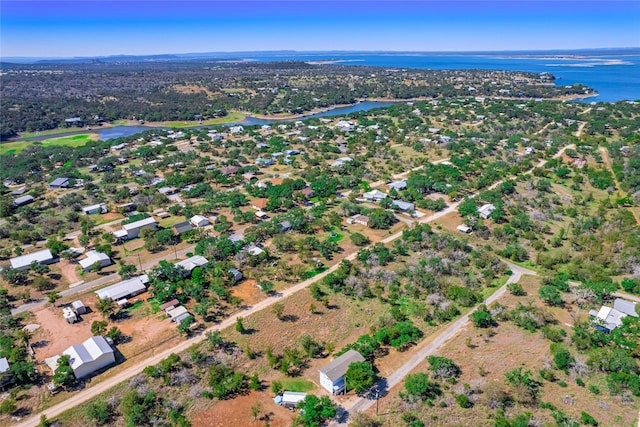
[62,336,115,379]
[363,189,388,202]
[113,217,158,240]
[331,157,353,168]
[190,215,209,228]
[95,275,149,302]
[388,180,407,191]
[79,251,112,272]
[478,204,496,219]
[590,298,638,333]
[175,255,208,275]
[391,200,415,212]
[82,203,108,215]
[10,249,55,271]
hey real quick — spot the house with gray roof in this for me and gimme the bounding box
[391,200,415,212]
[590,298,638,333]
[95,275,148,302]
[12,195,34,207]
[49,177,70,189]
[79,251,112,272]
[175,255,208,276]
[319,349,365,394]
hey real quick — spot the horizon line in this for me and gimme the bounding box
[3,46,640,61]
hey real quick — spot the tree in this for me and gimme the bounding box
[91,320,108,335]
[86,400,111,425]
[272,302,285,320]
[52,355,75,387]
[96,297,115,319]
[349,232,371,246]
[346,361,376,393]
[471,305,496,328]
[177,315,195,335]
[47,291,59,304]
[118,262,137,279]
[259,281,274,294]
[0,267,28,285]
[235,317,245,334]
[427,356,462,380]
[403,373,441,401]
[107,326,123,342]
[539,285,563,306]
[295,395,337,427]
[457,197,478,217]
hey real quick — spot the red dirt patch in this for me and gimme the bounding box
[231,279,264,306]
[190,390,295,427]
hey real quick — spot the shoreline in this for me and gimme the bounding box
[6,92,599,143]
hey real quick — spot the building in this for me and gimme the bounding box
[388,180,407,191]
[49,177,70,189]
[221,165,239,176]
[158,186,178,196]
[280,391,307,409]
[72,300,87,315]
[336,120,355,132]
[456,224,472,234]
[251,198,269,211]
[297,187,315,199]
[280,221,292,233]
[62,336,115,379]
[391,200,415,212]
[10,249,55,271]
[172,221,194,235]
[229,125,244,134]
[190,215,210,228]
[167,306,190,323]
[114,217,158,240]
[347,214,370,227]
[160,299,180,312]
[478,204,496,220]
[82,203,108,215]
[95,275,149,302]
[331,157,353,168]
[590,298,638,333]
[363,189,388,202]
[79,251,112,272]
[319,349,365,394]
[63,307,78,324]
[229,268,243,283]
[12,195,34,207]
[175,255,208,275]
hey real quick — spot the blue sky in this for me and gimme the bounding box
[1,1,639,57]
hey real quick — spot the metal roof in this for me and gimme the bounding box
[319,349,365,382]
[63,336,113,371]
[123,217,157,231]
[95,275,148,301]
[79,251,111,270]
[10,249,54,270]
[176,255,208,273]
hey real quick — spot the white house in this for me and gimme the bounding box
[190,215,210,228]
[62,336,115,379]
[590,298,638,333]
[79,251,112,272]
[114,217,158,240]
[95,275,149,302]
[175,255,208,275]
[388,180,407,191]
[10,249,55,271]
[63,307,78,324]
[82,203,108,215]
[456,224,472,234]
[229,125,244,134]
[331,157,353,168]
[281,391,307,409]
[167,306,190,323]
[391,200,415,212]
[336,120,355,132]
[478,204,496,219]
[319,349,365,394]
[363,189,388,202]
[347,214,370,227]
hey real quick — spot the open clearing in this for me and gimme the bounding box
[0,134,98,155]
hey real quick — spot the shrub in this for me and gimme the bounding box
[580,411,598,426]
[455,394,472,408]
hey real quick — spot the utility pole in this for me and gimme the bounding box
[137,254,143,272]
[375,390,379,415]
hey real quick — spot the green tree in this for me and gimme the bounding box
[403,373,441,401]
[349,232,371,246]
[91,320,108,335]
[96,297,116,319]
[272,302,285,320]
[295,395,337,427]
[235,317,245,334]
[539,285,563,306]
[86,400,111,425]
[52,355,75,387]
[346,361,376,393]
[471,305,496,328]
[457,197,478,217]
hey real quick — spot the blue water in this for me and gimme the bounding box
[95,101,393,140]
[243,53,640,103]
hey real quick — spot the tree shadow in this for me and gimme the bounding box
[281,314,299,322]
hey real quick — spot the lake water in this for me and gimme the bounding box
[96,101,393,140]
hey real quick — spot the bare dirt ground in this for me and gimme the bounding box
[367,276,639,427]
[31,304,100,360]
[190,390,295,427]
[231,279,263,306]
[58,260,81,285]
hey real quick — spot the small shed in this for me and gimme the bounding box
[72,300,87,315]
[281,391,307,409]
[63,307,78,324]
[167,306,189,322]
[229,268,243,283]
[456,224,472,234]
[160,299,180,312]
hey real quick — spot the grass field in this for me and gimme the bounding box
[277,377,315,392]
[0,134,98,155]
[20,127,86,138]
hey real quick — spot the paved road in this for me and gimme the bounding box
[331,262,537,425]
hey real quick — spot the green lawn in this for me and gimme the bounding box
[0,134,96,155]
[278,377,315,393]
[20,127,85,138]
